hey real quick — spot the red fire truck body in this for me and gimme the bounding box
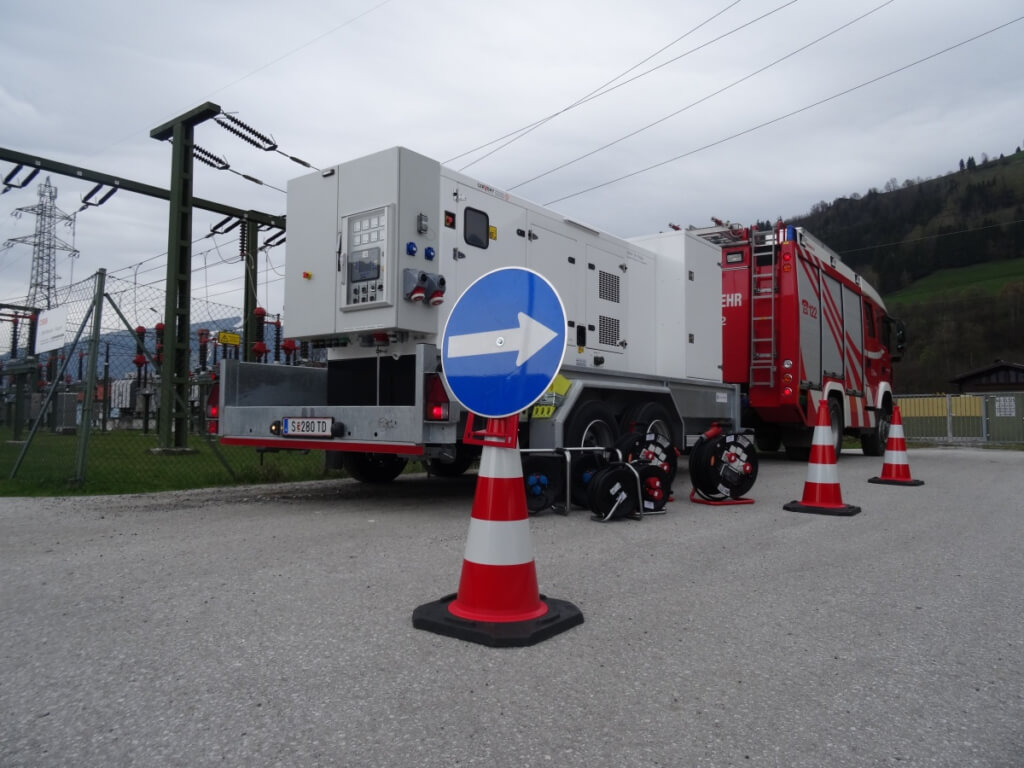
[704,222,904,456]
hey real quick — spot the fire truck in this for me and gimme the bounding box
[215,146,750,498]
[697,221,906,458]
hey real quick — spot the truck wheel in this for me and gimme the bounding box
[342,453,408,483]
[621,401,679,448]
[828,397,844,457]
[427,444,479,477]
[565,401,620,506]
[861,404,891,457]
[565,400,620,452]
[755,428,782,453]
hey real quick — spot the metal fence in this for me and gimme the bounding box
[3,271,1022,495]
[1,270,333,495]
[896,393,1024,444]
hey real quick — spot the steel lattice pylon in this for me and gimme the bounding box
[3,176,78,310]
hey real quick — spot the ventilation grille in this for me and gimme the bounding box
[599,315,620,346]
[598,270,620,303]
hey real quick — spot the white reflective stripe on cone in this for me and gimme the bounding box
[464,518,533,565]
[478,446,523,479]
[806,462,839,485]
[885,450,910,464]
[811,427,832,445]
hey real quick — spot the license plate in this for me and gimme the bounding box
[282,417,333,438]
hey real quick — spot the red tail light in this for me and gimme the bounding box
[425,373,450,421]
[206,382,220,433]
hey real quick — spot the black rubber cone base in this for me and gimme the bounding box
[783,500,862,517]
[413,594,584,647]
[868,476,924,486]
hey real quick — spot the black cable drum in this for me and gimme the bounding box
[688,431,759,501]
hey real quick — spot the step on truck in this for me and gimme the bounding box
[697,221,906,459]
[216,147,745,499]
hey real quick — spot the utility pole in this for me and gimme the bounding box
[150,103,221,452]
[3,177,78,309]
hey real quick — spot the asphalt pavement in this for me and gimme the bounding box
[1,447,1021,767]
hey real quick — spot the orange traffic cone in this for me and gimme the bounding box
[784,400,861,516]
[413,419,583,646]
[868,406,924,486]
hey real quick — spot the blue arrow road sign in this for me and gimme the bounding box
[441,267,566,418]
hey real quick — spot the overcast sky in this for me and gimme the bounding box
[1,0,1021,325]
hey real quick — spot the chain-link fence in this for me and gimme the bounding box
[1,270,336,495]
[4,271,1022,495]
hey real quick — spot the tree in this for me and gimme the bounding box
[959,158,966,171]
[966,156,977,171]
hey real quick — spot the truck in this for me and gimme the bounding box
[215,146,748,501]
[696,220,906,458]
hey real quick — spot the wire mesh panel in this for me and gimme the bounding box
[0,271,336,495]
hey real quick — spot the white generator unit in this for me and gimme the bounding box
[218,147,743,490]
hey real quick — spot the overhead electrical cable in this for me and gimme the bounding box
[453,0,746,170]
[543,14,1024,205]
[449,0,805,170]
[88,0,395,160]
[510,0,895,191]
[837,217,1024,256]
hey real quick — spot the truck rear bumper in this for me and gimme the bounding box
[220,435,425,455]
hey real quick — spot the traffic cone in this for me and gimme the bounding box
[783,400,861,516]
[413,425,583,646]
[868,406,924,486]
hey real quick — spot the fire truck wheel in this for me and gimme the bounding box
[784,445,810,462]
[861,405,891,456]
[565,400,621,456]
[755,428,782,453]
[342,452,408,483]
[621,402,679,448]
[828,397,844,457]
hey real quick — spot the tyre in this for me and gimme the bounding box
[827,396,844,457]
[342,452,408,483]
[754,427,782,453]
[565,400,621,507]
[861,404,891,457]
[427,444,479,477]
[620,401,679,448]
[565,400,620,453]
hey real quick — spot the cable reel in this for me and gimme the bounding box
[688,425,758,503]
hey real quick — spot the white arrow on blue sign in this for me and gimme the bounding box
[441,267,566,419]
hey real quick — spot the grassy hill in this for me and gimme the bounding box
[886,257,1024,306]
[781,146,1024,392]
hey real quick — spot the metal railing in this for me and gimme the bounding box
[896,393,1024,444]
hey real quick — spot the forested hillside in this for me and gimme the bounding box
[786,147,1024,393]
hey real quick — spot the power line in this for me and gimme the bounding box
[544,14,1024,205]
[88,0,395,161]
[837,216,1024,256]
[452,0,749,171]
[510,0,895,191]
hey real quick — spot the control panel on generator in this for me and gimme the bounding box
[341,206,391,308]
[284,148,444,341]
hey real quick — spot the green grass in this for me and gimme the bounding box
[0,426,343,496]
[886,257,1024,305]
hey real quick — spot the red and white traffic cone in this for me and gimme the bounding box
[868,405,924,486]
[413,418,583,646]
[784,400,861,516]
